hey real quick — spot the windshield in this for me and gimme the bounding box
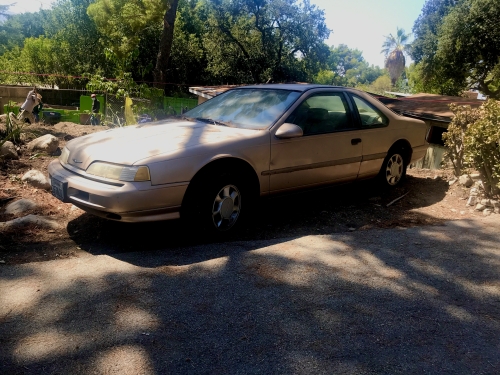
[185,88,301,130]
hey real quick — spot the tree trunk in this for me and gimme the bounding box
[154,0,180,90]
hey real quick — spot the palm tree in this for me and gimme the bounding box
[381,27,411,86]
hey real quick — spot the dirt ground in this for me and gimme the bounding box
[0,121,495,265]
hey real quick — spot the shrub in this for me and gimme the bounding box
[443,104,482,177]
[443,100,500,197]
[463,100,500,196]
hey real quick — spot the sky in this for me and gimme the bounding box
[1,0,427,68]
[309,0,427,67]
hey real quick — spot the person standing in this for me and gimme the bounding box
[17,87,39,124]
[32,94,43,123]
[91,93,101,125]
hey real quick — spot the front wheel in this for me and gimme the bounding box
[210,183,242,232]
[380,150,407,187]
[182,173,252,235]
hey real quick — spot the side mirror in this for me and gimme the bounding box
[275,123,303,139]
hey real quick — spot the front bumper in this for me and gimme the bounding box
[48,160,188,222]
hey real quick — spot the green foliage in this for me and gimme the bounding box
[87,0,165,73]
[443,104,482,177]
[411,0,500,98]
[411,0,458,63]
[86,73,163,99]
[463,100,500,196]
[313,44,385,88]
[0,0,331,88]
[409,0,458,94]
[437,0,500,99]
[1,105,25,153]
[0,9,48,55]
[443,100,500,197]
[203,0,330,84]
[356,75,392,96]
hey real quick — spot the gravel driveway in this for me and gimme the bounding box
[1,216,499,374]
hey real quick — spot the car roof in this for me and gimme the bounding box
[236,83,347,92]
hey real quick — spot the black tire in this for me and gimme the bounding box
[182,172,252,235]
[379,148,407,188]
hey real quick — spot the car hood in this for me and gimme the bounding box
[65,119,264,170]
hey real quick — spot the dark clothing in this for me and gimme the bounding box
[33,102,43,123]
[91,98,100,113]
[91,98,101,125]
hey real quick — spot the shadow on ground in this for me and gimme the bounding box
[1,215,499,374]
[63,175,450,264]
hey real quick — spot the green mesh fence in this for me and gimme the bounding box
[163,97,198,115]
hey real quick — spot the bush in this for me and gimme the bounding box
[443,104,482,177]
[463,100,500,196]
[444,100,500,197]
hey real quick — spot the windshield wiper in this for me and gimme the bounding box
[194,117,234,127]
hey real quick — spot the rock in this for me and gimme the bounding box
[0,215,60,231]
[469,188,479,197]
[480,199,493,207]
[448,179,457,186]
[492,200,499,209]
[27,134,59,153]
[0,141,18,160]
[495,208,500,214]
[483,209,492,216]
[475,203,486,212]
[21,170,51,190]
[470,173,481,180]
[4,199,39,215]
[459,174,474,187]
[474,180,484,189]
[466,196,477,206]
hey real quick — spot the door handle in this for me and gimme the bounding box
[351,138,362,145]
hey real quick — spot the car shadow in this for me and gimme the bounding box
[67,174,450,267]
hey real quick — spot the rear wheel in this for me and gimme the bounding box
[380,149,407,187]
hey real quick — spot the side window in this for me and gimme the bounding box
[286,93,353,136]
[352,96,389,128]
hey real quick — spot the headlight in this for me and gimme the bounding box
[59,147,70,164]
[86,162,151,182]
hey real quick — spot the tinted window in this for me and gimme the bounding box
[286,93,353,135]
[185,89,301,130]
[352,96,389,127]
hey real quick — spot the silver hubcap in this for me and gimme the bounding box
[386,153,404,185]
[212,184,241,231]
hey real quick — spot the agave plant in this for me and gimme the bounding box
[381,27,411,86]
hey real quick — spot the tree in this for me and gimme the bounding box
[0,9,48,55]
[410,0,462,95]
[87,0,165,74]
[203,0,330,84]
[154,0,180,88]
[314,44,385,87]
[437,0,500,98]
[381,27,411,85]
